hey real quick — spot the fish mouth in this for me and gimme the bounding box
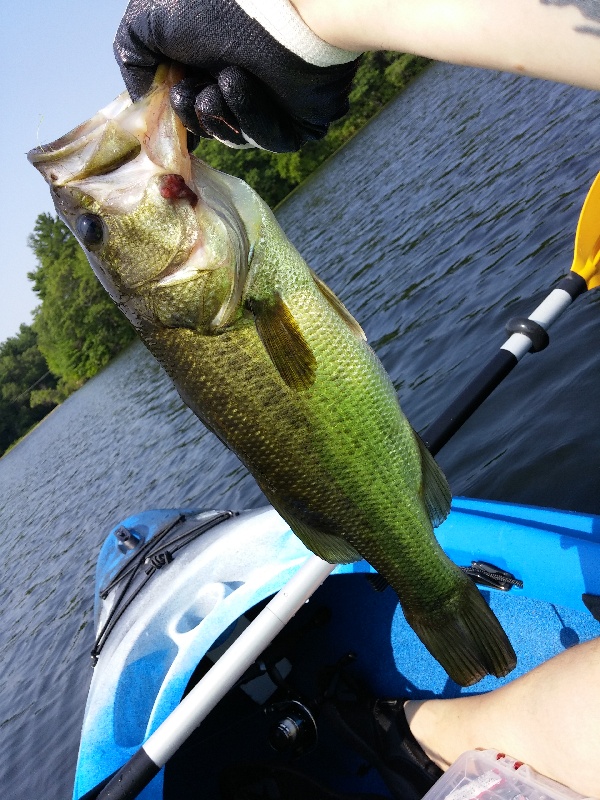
[27,93,141,186]
[27,65,191,190]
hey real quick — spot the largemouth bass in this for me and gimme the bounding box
[28,69,516,686]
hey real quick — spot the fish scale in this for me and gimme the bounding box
[28,68,516,686]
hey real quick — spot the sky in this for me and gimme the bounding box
[1,1,128,344]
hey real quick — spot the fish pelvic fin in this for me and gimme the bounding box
[310,270,366,341]
[413,431,451,528]
[406,577,517,687]
[289,517,362,564]
[247,293,317,391]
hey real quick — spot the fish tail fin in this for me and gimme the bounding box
[407,578,516,687]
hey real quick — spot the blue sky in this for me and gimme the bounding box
[1,1,128,343]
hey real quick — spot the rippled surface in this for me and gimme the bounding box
[1,63,599,797]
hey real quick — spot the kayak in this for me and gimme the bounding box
[73,497,600,800]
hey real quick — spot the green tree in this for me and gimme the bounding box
[28,214,136,389]
[0,324,58,455]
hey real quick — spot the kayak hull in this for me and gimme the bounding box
[73,498,600,800]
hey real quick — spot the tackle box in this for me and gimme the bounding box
[422,749,596,800]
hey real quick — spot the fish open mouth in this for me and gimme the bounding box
[27,94,139,186]
[28,63,256,332]
[27,65,191,190]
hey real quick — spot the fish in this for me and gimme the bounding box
[28,66,516,686]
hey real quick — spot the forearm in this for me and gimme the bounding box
[291,0,600,91]
[405,637,600,798]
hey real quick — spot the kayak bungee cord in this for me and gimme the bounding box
[91,511,234,665]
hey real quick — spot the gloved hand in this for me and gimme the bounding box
[114,0,361,152]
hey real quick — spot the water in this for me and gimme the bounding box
[1,63,599,798]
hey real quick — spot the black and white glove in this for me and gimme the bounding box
[114,0,361,152]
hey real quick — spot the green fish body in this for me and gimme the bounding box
[29,71,515,686]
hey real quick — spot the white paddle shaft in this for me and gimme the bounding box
[501,288,573,359]
[143,554,334,765]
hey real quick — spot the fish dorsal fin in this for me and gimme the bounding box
[413,431,452,528]
[289,517,362,564]
[310,270,366,341]
[248,293,316,391]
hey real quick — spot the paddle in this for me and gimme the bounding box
[80,171,600,800]
[422,170,600,454]
[79,554,335,800]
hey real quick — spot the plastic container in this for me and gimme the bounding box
[422,749,596,800]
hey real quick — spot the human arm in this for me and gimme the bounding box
[290,0,600,91]
[114,0,600,154]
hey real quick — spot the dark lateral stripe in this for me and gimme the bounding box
[422,349,518,456]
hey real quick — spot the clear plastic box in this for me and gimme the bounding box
[422,749,597,800]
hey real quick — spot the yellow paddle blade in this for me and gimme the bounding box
[572,170,600,290]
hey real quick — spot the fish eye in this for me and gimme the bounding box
[76,213,105,249]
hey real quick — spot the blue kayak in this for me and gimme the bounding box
[73,497,600,800]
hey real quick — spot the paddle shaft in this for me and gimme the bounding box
[86,555,335,800]
[422,272,587,454]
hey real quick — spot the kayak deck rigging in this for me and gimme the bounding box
[91,511,235,665]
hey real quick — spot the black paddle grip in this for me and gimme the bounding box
[422,349,518,456]
[77,748,160,800]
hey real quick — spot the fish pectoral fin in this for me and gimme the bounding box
[310,270,367,341]
[247,293,316,390]
[413,431,452,528]
[290,518,362,564]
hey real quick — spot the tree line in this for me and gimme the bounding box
[0,215,137,456]
[0,52,430,457]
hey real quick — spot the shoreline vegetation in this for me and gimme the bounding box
[1,53,431,458]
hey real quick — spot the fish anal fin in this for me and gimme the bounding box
[413,431,451,528]
[289,517,362,564]
[310,270,366,341]
[248,293,316,391]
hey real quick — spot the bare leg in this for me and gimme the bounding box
[405,637,600,798]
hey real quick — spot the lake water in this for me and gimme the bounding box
[1,62,599,798]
